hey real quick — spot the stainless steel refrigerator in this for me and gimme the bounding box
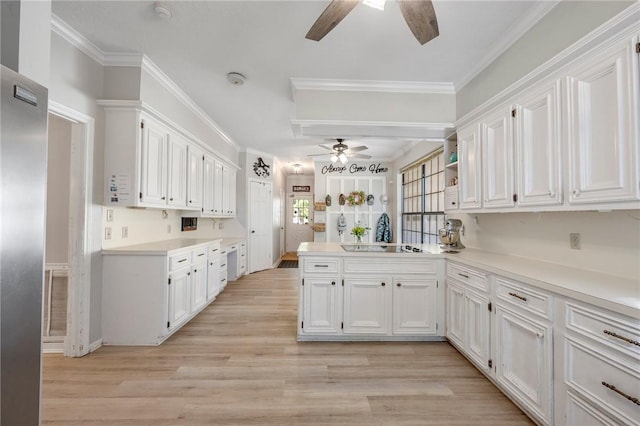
[1,64,48,425]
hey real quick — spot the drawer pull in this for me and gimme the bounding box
[602,381,640,406]
[197,253,205,257]
[508,292,527,302]
[458,273,469,279]
[314,264,329,268]
[603,330,640,347]
[221,263,226,267]
[178,259,187,263]
[397,283,402,287]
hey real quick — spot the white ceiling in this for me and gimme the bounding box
[52,0,553,173]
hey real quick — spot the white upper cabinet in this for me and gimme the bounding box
[213,161,224,216]
[166,132,188,207]
[228,169,237,216]
[187,145,204,209]
[458,124,482,209]
[514,81,562,207]
[481,107,515,208]
[202,154,216,216]
[566,38,639,204]
[140,117,168,206]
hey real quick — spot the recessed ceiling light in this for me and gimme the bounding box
[153,2,172,20]
[226,72,246,86]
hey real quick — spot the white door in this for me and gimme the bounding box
[481,107,514,208]
[446,281,465,347]
[465,288,491,372]
[213,161,224,216]
[392,277,437,335]
[286,195,314,252]
[567,41,638,204]
[202,154,215,216]
[190,261,207,313]
[187,145,204,209]
[140,119,167,206]
[168,267,190,331]
[458,124,482,209]
[301,276,340,334]
[167,132,188,207]
[249,180,272,273]
[206,255,219,301]
[343,277,391,335]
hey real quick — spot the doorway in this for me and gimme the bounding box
[47,102,94,357]
[248,180,273,273]
[286,195,314,252]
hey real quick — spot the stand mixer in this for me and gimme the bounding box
[439,219,465,253]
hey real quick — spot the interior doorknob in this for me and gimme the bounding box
[251,230,255,233]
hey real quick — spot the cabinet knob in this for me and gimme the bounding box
[331,281,336,286]
[397,283,401,287]
[548,191,555,197]
[573,189,580,197]
[169,198,173,201]
[161,196,166,200]
[381,282,386,287]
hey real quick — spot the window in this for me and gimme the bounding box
[291,198,310,225]
[401,150,445,245]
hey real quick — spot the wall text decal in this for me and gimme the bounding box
[320,162,389,175]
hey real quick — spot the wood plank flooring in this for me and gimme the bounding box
[41,268,533,425]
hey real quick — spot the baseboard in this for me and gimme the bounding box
[89,338,103,353]
[42,341,65,353]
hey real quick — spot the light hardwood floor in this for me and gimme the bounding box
[42,268,533,425]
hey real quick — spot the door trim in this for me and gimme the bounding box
[48,101,94,357]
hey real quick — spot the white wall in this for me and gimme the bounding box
[450,211,640,281]
[46,114,71,263]
[18,0,51,87]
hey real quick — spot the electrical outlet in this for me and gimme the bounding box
[218,221,224,229]
[106,209,113,222]
[122,226,128,238]
[570,233,580,249]
[167,224,171,234]
[105,227,112,240]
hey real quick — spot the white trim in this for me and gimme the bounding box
[291,119,455,130]
[51,14,104,64]
[454,1,560,91]
[456,3,640,129]
[102,52,144,67]
[291,78,455,96]
[244,147,275,160]
[48,101,94,358]
[89,339,103,353]
[291,119,455,139]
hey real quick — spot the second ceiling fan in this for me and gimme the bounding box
[308,138,371,164]
[305,0,439,45]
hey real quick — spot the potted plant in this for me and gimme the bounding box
[351,222,370,244]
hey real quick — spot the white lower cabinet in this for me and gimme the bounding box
[298,256,444,340]
[555,299,640,426]
[102,239,223,345]
[446,280,465,347]
[464,287,491,371]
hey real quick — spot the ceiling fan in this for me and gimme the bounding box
[308,138,371,164]
[305,0,439,45]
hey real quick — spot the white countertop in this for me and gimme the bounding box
[298,242,640,317]
[220,238,246,248]
[102,238,223,255]
[297,242,447,258]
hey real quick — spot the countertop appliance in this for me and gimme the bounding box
[439,219,465,253]
[1,65,48,424]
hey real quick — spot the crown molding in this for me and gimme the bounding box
[290,78,455,99]
[243,148,275,160]
[291,119,455,140]
[103,52,144,67]
[454,0,560,91]
[51,14,104,64]
[456,2,640,129]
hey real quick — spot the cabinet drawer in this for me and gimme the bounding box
[565,336,640,424]
[566,301,640,359]
[219,254,228,272]
[169,252,191,271]
[303,257,340,274]
[191,247,207,263]
[496,277,552,320]
[447,262,488,292]
[344,258,437,275]
[208,243,221,257]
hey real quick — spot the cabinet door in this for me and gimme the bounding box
[202,154,215,216]
[140,120,167,205]
[446,281,465,347]
[458,124,482,209]
[392,277,437,335]
[191,261,207,313]
[167,133,188,207]
[301,276,340,334]
[222,166,230,216]
[228,169,237,216]
[567,41,639,204]
[213,161,224,216]
[515,82,562,207]
[206,256,219,301]
[482,108,515,208]
[495,304,553,425]
[465,288,491,373]
[187,145,204,209]
[343,277,391,335]
[168,267,190,330]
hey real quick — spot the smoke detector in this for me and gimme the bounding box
[153,2,172,20]
[226,72,246,86]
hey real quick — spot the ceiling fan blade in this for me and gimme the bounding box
[305,0,359,41]
[349,153,372,159]
[397,0,439,45]
[317,144,334,151]
[307,153,332,157]
[346,145,368,153]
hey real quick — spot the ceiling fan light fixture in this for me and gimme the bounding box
[330,154,339,163]
[363,0,385,11]
[338,153,348,164]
